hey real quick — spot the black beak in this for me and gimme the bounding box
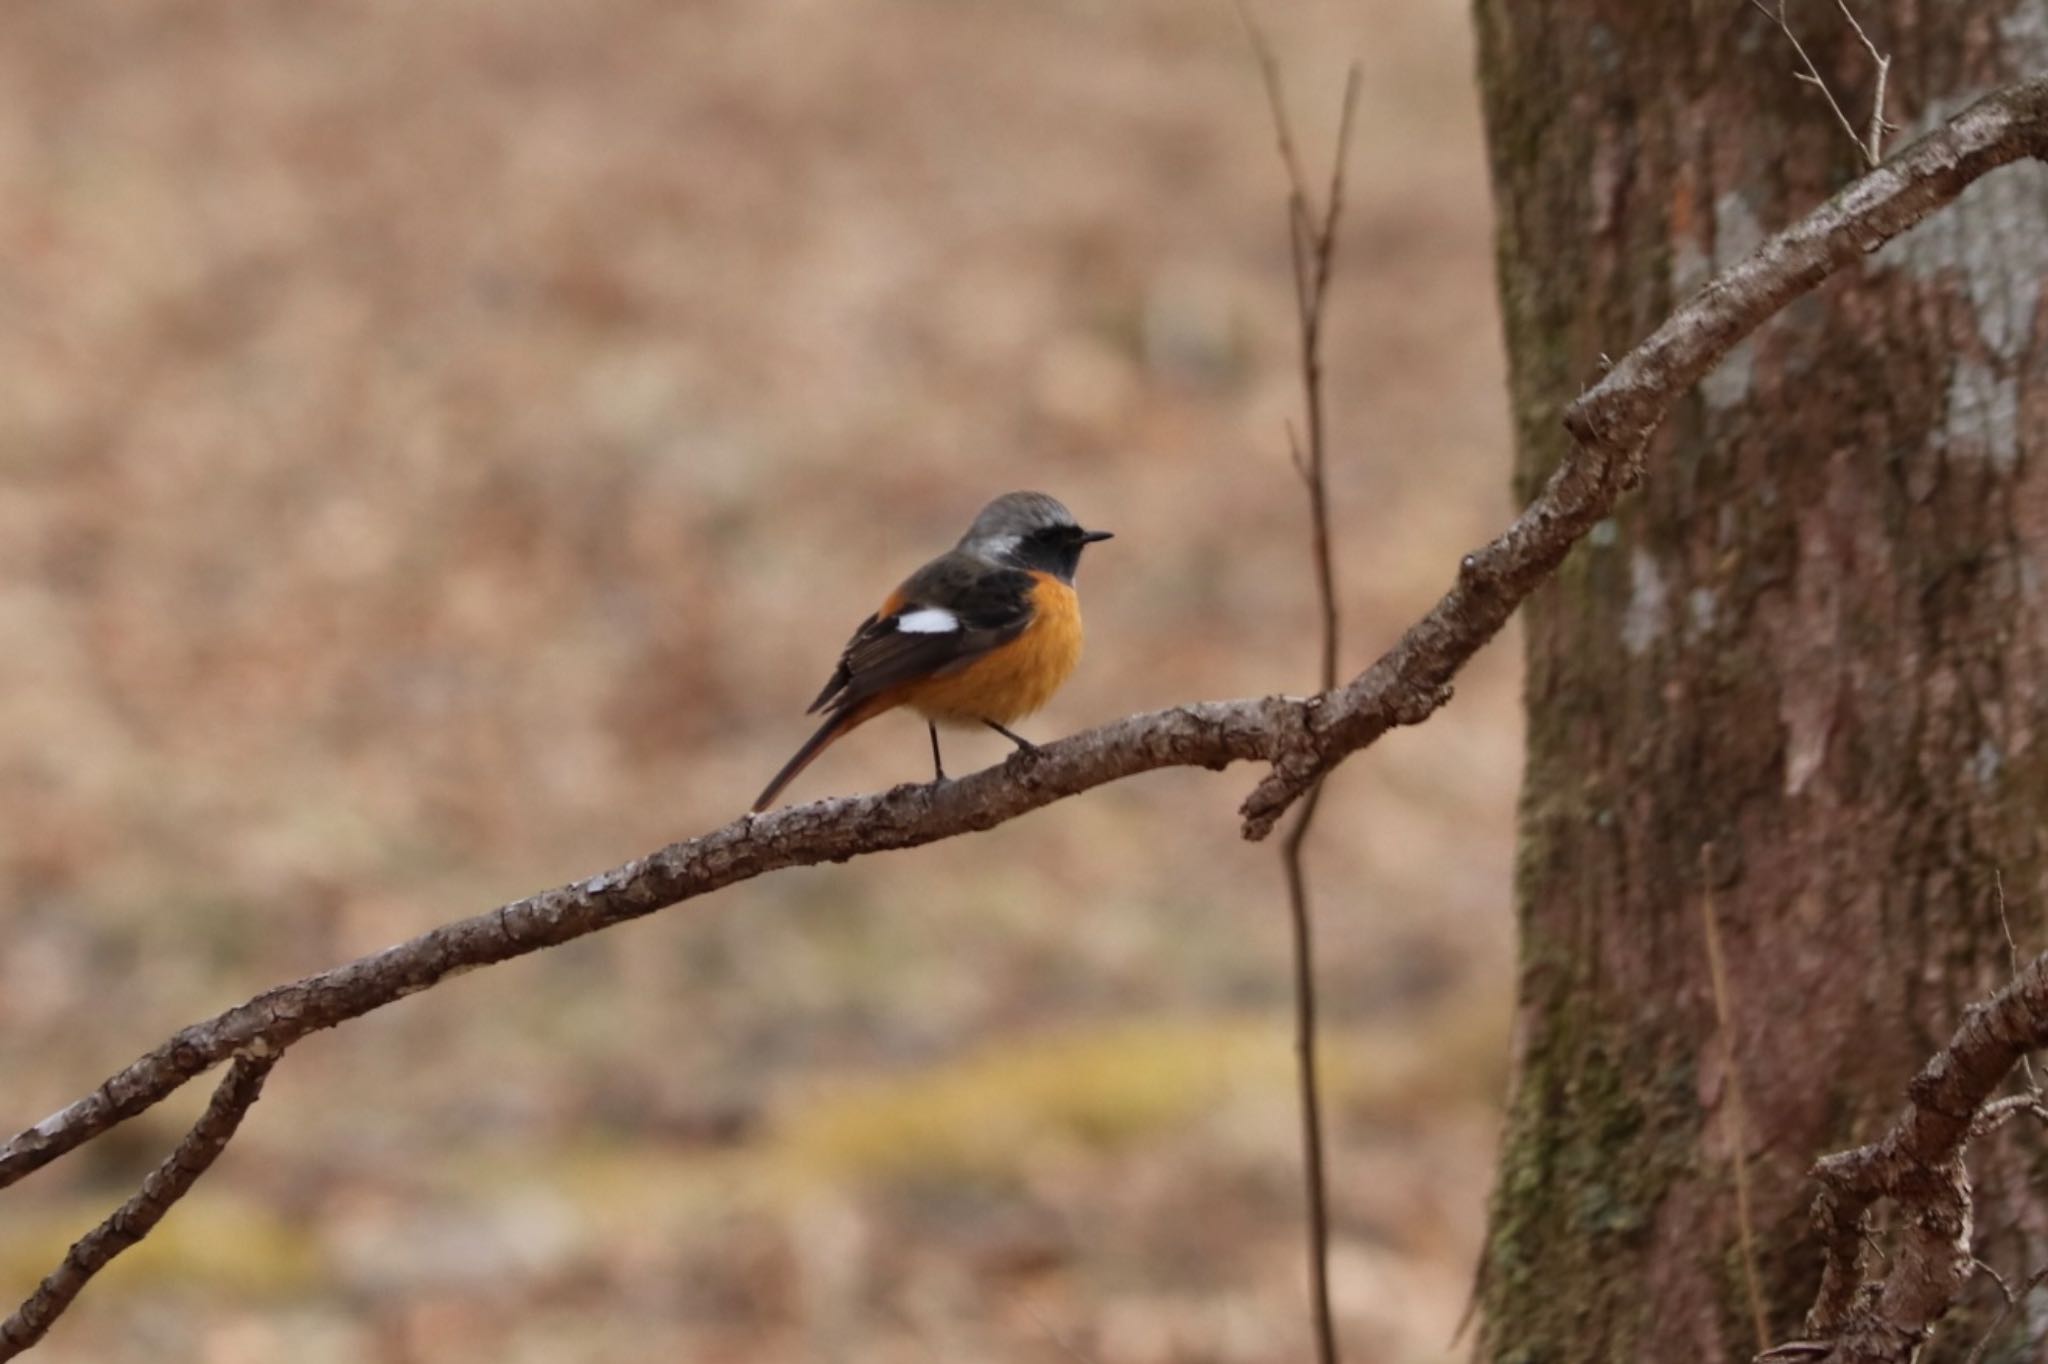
[1079,529,1115,544]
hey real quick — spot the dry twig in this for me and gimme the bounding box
[0,1052,278,1359]
[1961,1264,2048,1364]
[4,74,2048,1347]
[1990,869,2039,1093]
[1792,942,2048,1362]
[1832,0,1895,162]
[1969,1091,2048,1138]
[1234,8,1362,1357]
[1702,855,1771,1354]
[1754,0,1896,167]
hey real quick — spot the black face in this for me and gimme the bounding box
[1013,522,1114,583]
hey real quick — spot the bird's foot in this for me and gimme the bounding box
[984,720,1039,756]
[1001,740,1043,772]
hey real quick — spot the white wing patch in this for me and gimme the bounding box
[896,607,960,634]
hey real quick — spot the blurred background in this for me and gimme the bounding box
[0,1,1518,1360]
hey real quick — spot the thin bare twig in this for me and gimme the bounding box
[1278,69,1363,1364]
[0,77,2045,1341]
[0,1051,278,1358]
[1794,940,2048,1361]
[1235,10,1361,1359]
[1968,1092,2048,1138]
[1754,0,1894,167]
[1702,852,1771,1354]
[1990,869,2039,1093]
[1231,0,1313,308]
[1833,0,1895,162]
[1962,1264,2048,1364]
[1971,1255,2015,1305]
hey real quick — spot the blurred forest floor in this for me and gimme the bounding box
[0,1,1518,1360]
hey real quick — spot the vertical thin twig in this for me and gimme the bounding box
[1754,0,1895,167]
[1991,869,2040,1094]
[1832,0,1894,162]
[1233,9,1362,1361]
[0,1051,280,1358]
[1699,851,1770,1354]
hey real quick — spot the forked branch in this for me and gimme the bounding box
[1769,946,2048,1363]
[4,72,2048,1352]
[0,1052,278,1360]
[1755,0,1896,167]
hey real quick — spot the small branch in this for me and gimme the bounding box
[1962,1265,2048,1364]
[1832,0,1895,163]
[1280,788,1339,1364]
[1702,854,1771,1353]
[1970,1255,2016,1307]
[1791,944,2048,1361]
[1990,868,2038,1093]
[0,1051,278,1359]
[1968,1091,2048,1139]
[1232,1,1312,227]
[1236,15,1364,1361]
[1757,0,1868,162]
[1755,0,1894,168]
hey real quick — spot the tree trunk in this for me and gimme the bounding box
[1473,3,2048,1360]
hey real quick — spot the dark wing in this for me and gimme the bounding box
[805,552,1037,717]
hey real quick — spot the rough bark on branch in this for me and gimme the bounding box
[1772,947,2048,1363]
[0,1052,277,1360]
[2,71,2046,1349]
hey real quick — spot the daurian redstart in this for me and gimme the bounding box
[751,491,1113,811]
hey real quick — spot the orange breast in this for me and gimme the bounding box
[906,574,1083,725]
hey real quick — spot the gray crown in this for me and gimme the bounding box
[958,491,1076,547]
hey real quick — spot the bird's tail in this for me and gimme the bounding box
[751,708,862,812]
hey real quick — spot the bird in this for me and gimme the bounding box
[751,491,1113,812]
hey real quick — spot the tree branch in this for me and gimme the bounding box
[2,75,2046,1338]
[0,1052,278,1359]
[1962,1264,2048,1364]
[1781,945,2048,1363]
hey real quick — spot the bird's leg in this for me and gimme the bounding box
[984,720,1039,754]
[929,722,947,782]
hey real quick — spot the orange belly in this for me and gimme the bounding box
[904,574,1083,725]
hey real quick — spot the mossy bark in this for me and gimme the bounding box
[1473,3,2048,1359]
